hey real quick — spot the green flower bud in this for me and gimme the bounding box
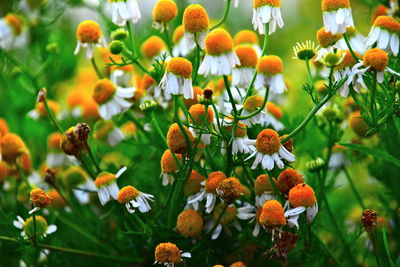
[321,52,344,67]
[322,105,341,122]
[61,166,88,188]
[306,157,325,173]
[109,40,124,55]
[23,216,48,237]
[111,28,129,40]
[139,99,158,112]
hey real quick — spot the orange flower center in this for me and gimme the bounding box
[155,243,181,263]
[48,132,62,150]
[205,29,234,56]
[374,16,400,32]
[188,104,214,126]
[76,20,101,43]
[316,27,343,48]
[254,174,276,195]
[266,102,282,119]
[176,209,204,238]
[254,0,280,8]
[141,36,167,59]
[161,149,182,173]
[235,45,258,67]
[234,30,259,45]
[166,123,194,154]
[216,177,242,203]
[243,95,265,111]
[92,79,116,104]
[321,0,350,11]
[117,185,140,203]
[30,188,52,208]
[94,172,117,187]
[183,4,209,34]
[257,55,283,75]
[152,0,178,23]
[363,48,388,72]
[255,129,281,155]
[277,168,304,195]
[259,200,286,227]
[167,57,193,78]
[213,203,237,224]
[336,50,360,69]
[289,183,316,208]
[172,25,185,43]
[5,14,22,35]
[205,171,227,193]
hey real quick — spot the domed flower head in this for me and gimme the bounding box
[184,86,203,108]
[245,129,295,170]
[0,133,27,164]
[59,123,90,157]
[252,0,284,35]
[172,25,194,57]
[240,95,268,127]
[154,242,191,266]
[109,0,141,26]
[234,30,261,55]
[321,0,354,34]
[187,104,214,144]
[254,174,277,206]
[160,149,182,185]
[152,0,178,32]
[187,171,227,214]
[29,188,52,214]
[232,45,258,88]
[221,118,255,155]
[166,123,194,155]
[264,102,284,131]
[94,167,126,205]
[74,20,106,59]
[141,35,169,62]
[13,215,57,240]
[159,57,194,99]
[183,4,209,49]
[216,177,242,203]
[351,48,400,85]
[349,110,370,137]
[198,28,240,77]
[333,50,362,97]
[27,100,61,121]
[288,183,318,224]
[276,168,304,195]
[92,75,135,120]
[315,27,345,61]
[0,13,25,50]
[176,209,204,238]
[117,185,154,213]
[366,16,400,56]
[93,120,126,147]
[254,55,286,94]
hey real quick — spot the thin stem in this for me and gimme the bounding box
[343,167,366,209]
[343,33,359,62]
[173,95,193,152]
[223,75,237,115]
[32,211,37,245]
[43,98,63,134]
[210,0,231,31]
[370,71,377,124]
[305,58,314,85]
[192,35,201,85]
[237,87,269,120]
[126,21,136,57]
[163,23,173,56]
[84,143,101,174]
[90,58,103,79]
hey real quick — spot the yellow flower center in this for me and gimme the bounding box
[76,20,102,43]
[141,36,167,59]
[254,174,276,195]
[94,172,117,187]
[363,48,388,72]
[316,27,343,48]
[167,57,193,78]
[256,55,283,75]
[23,216,48,237]
[234,45,258,68]
[183,4,209,34]
[205,29,234,56]
[266,102,282,119]
[117,185,140,203]
[259,200,286,227]
[92,79,117,104]
[321,0,350,11]
[166,123,194,154]
[176,209,204,238]
[155,242,181,263]
[254,0,280,8]
[205,171,227,193]
[255,129,281,155]
[152,0,178,23]
[5,14,22,35]
[243,95,264,111]
[161,149,182,174]
[289,184,316,208]
[234,30,259,46]
[172,25,185,43]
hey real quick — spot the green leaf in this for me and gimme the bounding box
[339,143,400,167]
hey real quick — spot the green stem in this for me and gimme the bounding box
[343,167,366,209]
[305,58,314,85]
[173,95,193,152]
[370,71,377,125]
[192,35,201,85]
[32,211,37,245]
[237,87,269,120]
[91,58,103,79]
[43,98,64,134]
[343,33,359,62]
[210,0,231,31]
[223,75,237,115]
[84,143,101,174]
[163,23,173,56]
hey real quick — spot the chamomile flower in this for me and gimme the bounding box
[245,129,295,170]
[0,13,25,50]
[276,168,304,195]
[166,123,195,154]
[152,0,178,32]
[176,209,204,238]
[0,133,28,165]
[93,120,126,147]
[117,185,154,213]
[184,170,206,210]
[351,48,400,85]
[232,45,258,88]
[254,174,277,207]
[216,177,242,203]
[315,27,345,61]
[221,119,255,155]
[334,50,362,97]
[321,0,354,34]
[288,183,318,224]
[292,40,319,61]
[27,100,61,121]
[264,102,284,131]
[92,76,135,120]
[109,0,141,26]
[205,203,242,239]
[366,16,400,56]
[254,55,287,94]
[159,57,194,99]
[198,29,240,77]
[160,149,182,186]
[154,242,191,266]
[74,20,106,59]
[234,30,262,56]
[188,104,214,145]
[13,215,57,239]
[183,4,209,49]
[345,27,366,55]
[252,0,284,35]
[187,171,227,214]
[141,36,169,62]
[29,188,52,214]
[94,167,126,206]
[328,144,350,170]
[61,166,96,205]
[46,133,76,168]
[172,25,194,57]
[240,95,268,127]
[236,204,263,237]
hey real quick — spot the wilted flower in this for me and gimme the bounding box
[154,242,191,266]
[176,209,203,238]
[216,177,242,203]
[29,188,52,214]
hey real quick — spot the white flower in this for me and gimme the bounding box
[184,31,207,50]
[159,73,193,100]
[110,0,141,26]
[118,185,154,213]
[322,7,354,34]
[173,35,194,57]
[204,204,242,240]
[13,216,57,239]
[365,16,399,56]
[94,167,127,206]
[198,51,240,77]
[252,4,284,35]
[73,179,97,204]
[232,67,255,88]
[0,15,27,50]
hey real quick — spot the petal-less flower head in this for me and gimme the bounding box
[198,28,240,77]
[349,110,369,137]
[277,168,304,195]
[94,167,127,205]
[13,215,57,239]
[252,0,284,35]
[166,123,194,154]
[93,120,125,147]
[74,20,105,59]
[141,35,168,61]
[259,199,286,227]
[232,45,258,88]
[292,40,319,61]
[92,76,135,120]
[154,242,191,266]
[109,0,141,26]
[321,0,354,34]
[172,25,194,57]
[216,177,242,203]
[188,104,214,126]
[183,4,209,49]
[0,133,27,164]
[176,209,204,238]
[160,57,194,99]
[117,185,154,213]
[29,188,52,214]
[152,0,178,32]
[161,149,182,186]
[254,55,287,94]
[366,16,400,56]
